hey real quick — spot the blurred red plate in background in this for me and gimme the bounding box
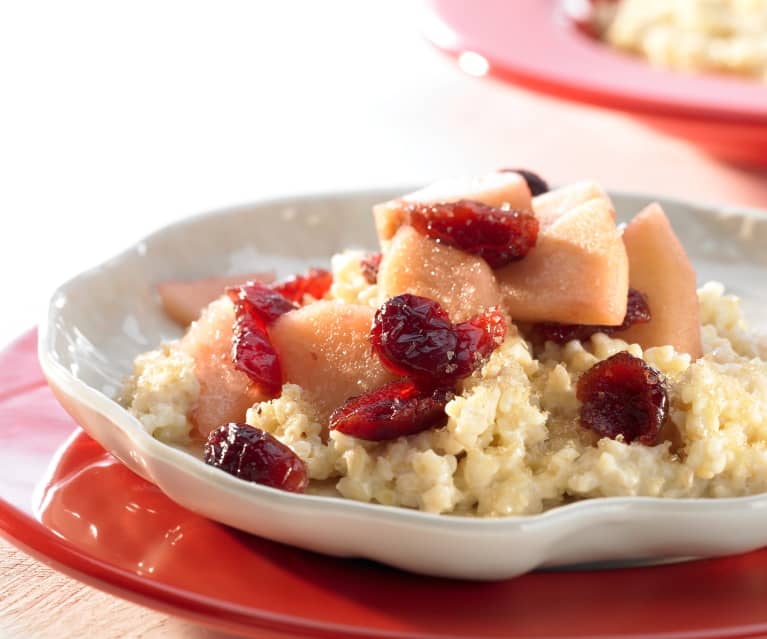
[5,329,767,637]
[423,0,767,167]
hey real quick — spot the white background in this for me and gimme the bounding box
[4,1,767,344]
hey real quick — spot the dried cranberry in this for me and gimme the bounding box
[499,168,550,196]
[227,281,295,394]
[532,322,596,346]
[533,288,651,344]
[406,200,539,268]
[371,294,456,380]
[329,380,453,441]
[204,422,308,492]
[272,268,332,304]
[360,252,383,285]
[227,281,297,326]
[576,351,668,445]
[370,294,506,382]
[454,308,507,375]
[231,313,283,394]
[619,288,652,332]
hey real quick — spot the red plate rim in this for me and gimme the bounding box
[5,328,767,639]
[0,502,321,639]
[423,0,767,126]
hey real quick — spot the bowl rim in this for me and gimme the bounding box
[37,186,767,534]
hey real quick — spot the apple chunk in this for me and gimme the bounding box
[496,198,629,325]
[374,172,532,243]
[268,301,397,422]
[615,203,702,359]
[377,226,502,323]
[159,272,274,326]
[179,296,267,436]
[533,180,614,229]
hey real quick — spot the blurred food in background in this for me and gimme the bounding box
[594,0,767,81]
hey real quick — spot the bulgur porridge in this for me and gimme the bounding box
[121,171,767,517]
[594,0,767,82]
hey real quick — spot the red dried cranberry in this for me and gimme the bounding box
[204,422,308,492]
[406,200,539,268]
[370,294,506,382]
[619,288,652,332]
[227,281,295,394]
[360,252,383,285]
[453,308,507,375]
[533,288,651,344]
[499,168,550,196]
[371,294,456,380]
[577,351,668,445]
[231,313,283,394]
[329,380,453,441]
[227,280,297,326]
[533,322,597,346]
[272,268,332,304]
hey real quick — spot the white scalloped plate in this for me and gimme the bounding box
[38,188,767,580]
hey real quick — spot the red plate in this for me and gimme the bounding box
[423,0,767,166]
[4,329,767,639]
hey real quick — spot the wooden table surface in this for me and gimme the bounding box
[1,2,766,638]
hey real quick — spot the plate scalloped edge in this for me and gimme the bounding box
[38,188,767,580]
